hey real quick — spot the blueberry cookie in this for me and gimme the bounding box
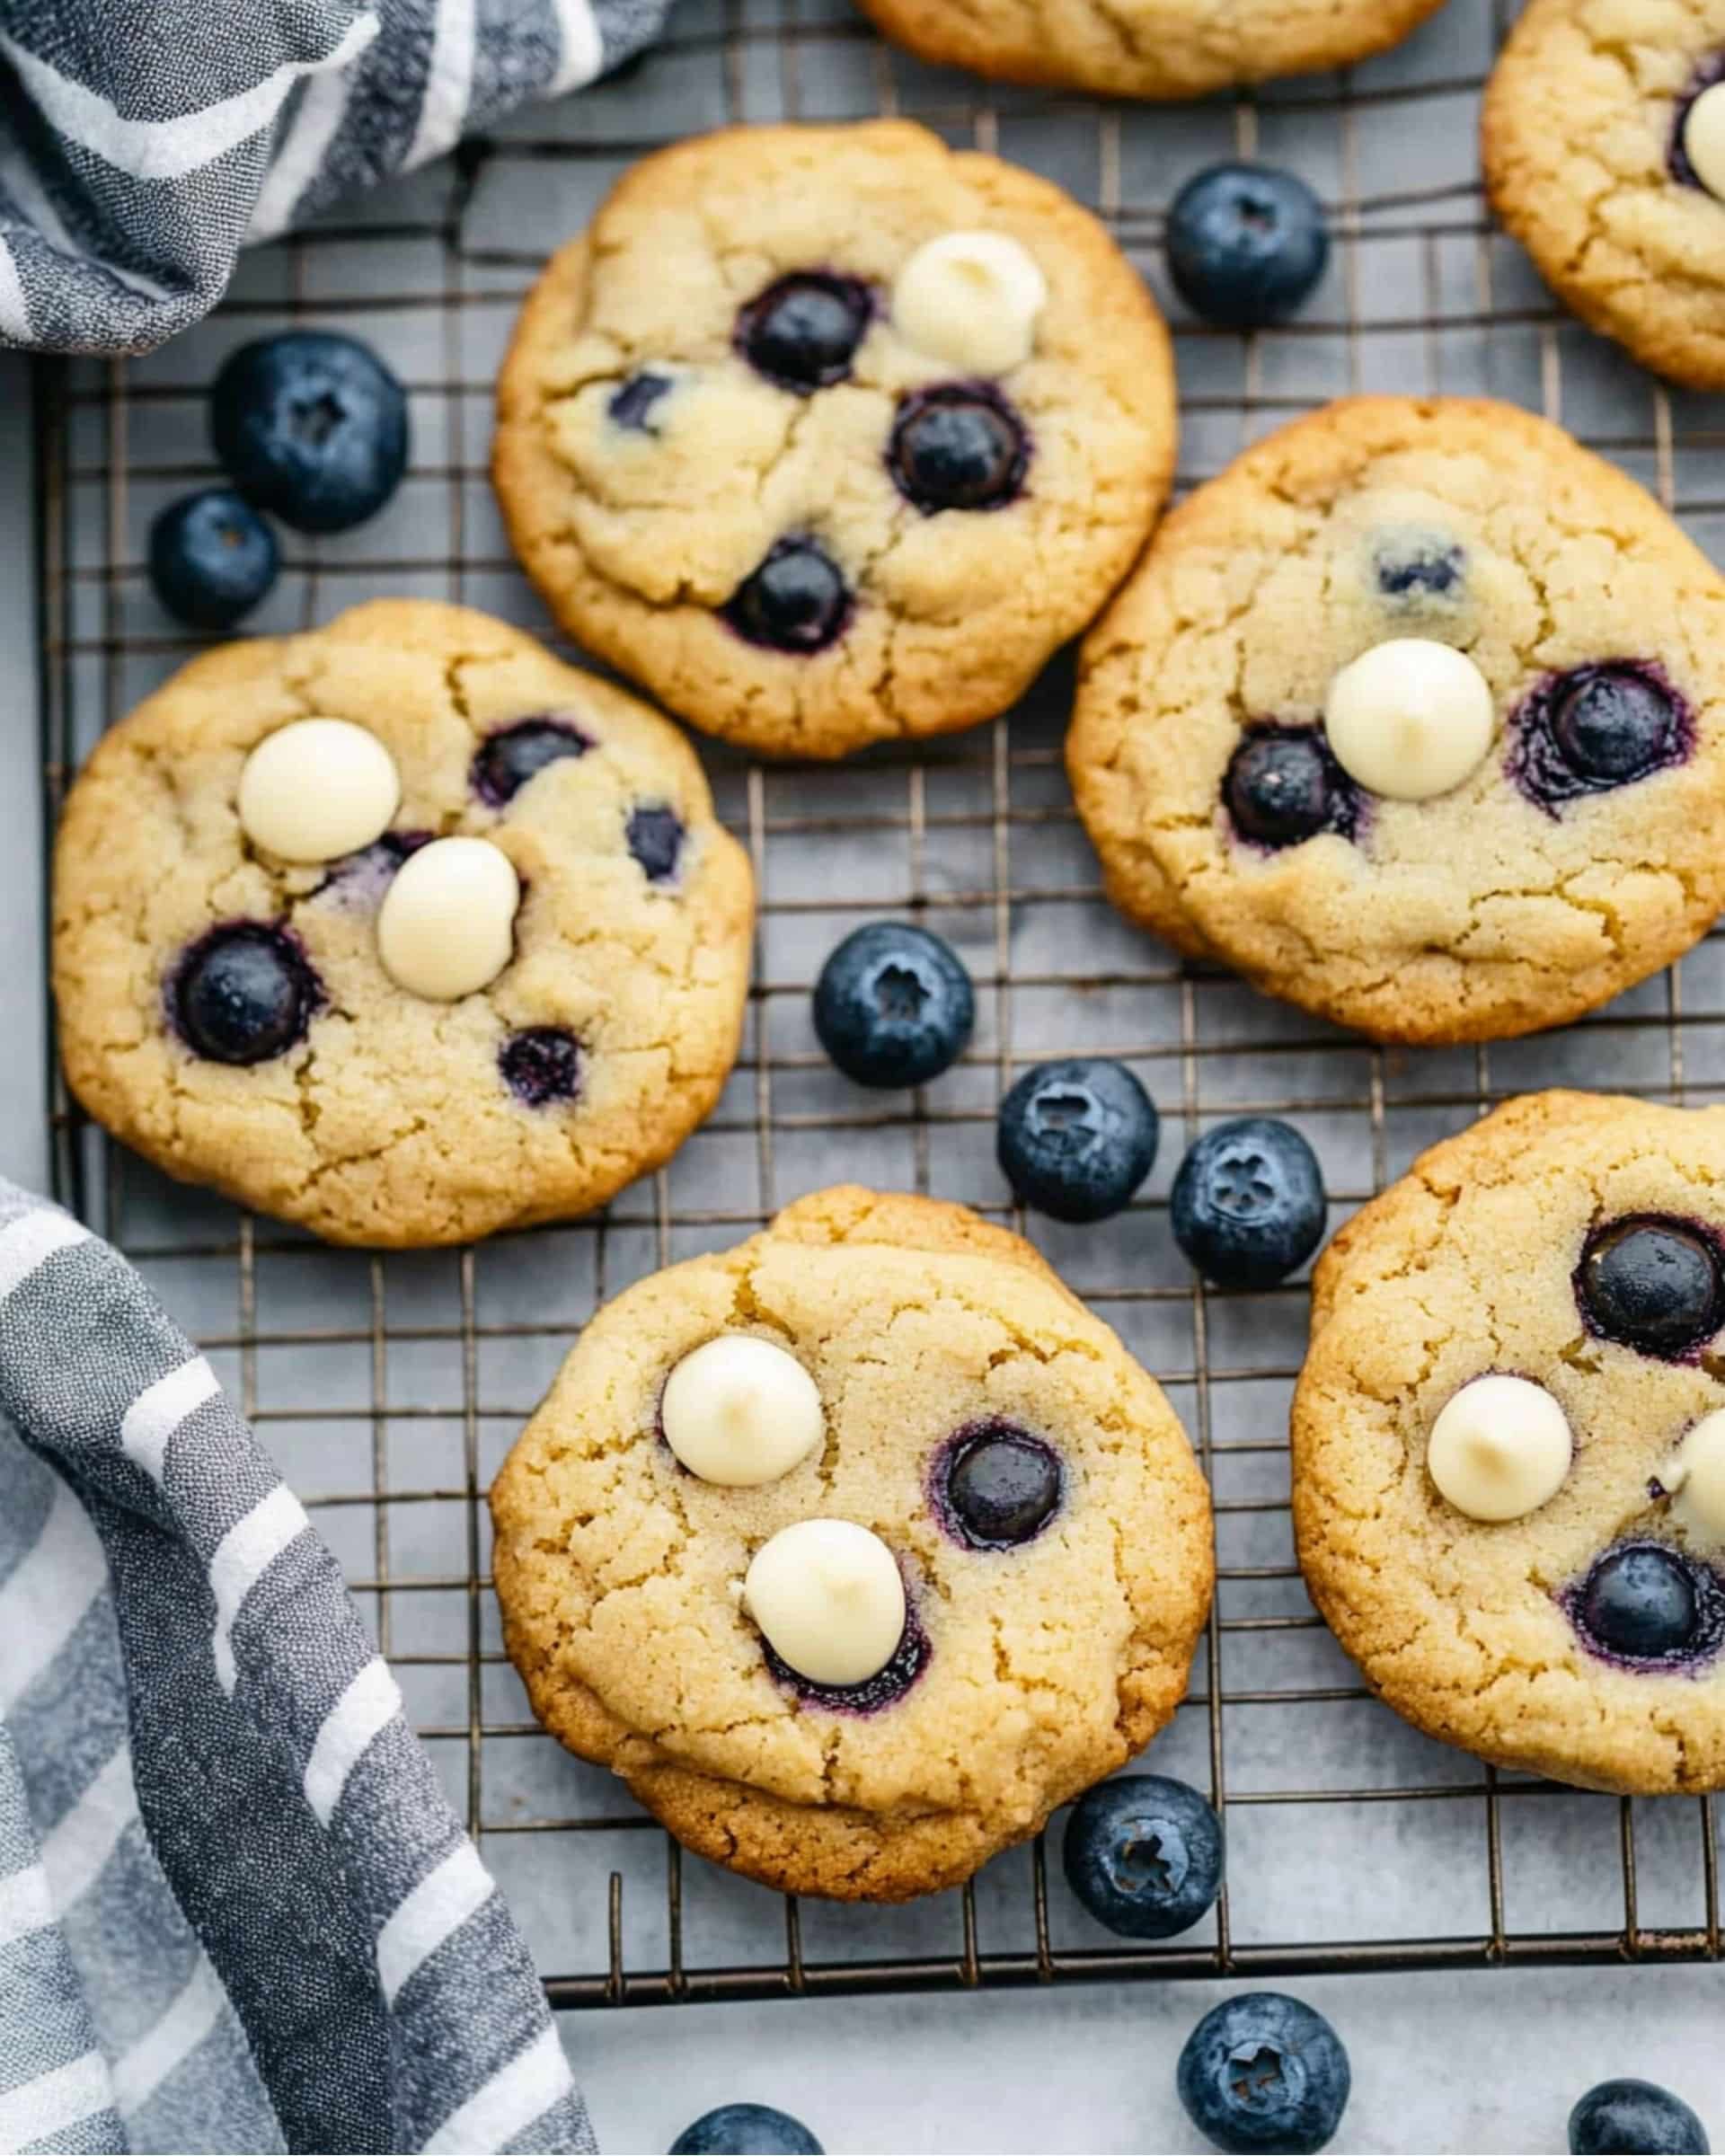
[492,121,1177,760]
[850,0,1448,102]
[1293,1091,1725,1794]
[52,601,754,1247]
[489,1187,1215,1899]
[1067,396,1725,1045]
[1483,0,1725,389]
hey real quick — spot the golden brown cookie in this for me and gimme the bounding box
[1294,1091,1725,1795]
[852,0,1448,101]
[490,1187,1215,1900]
[1483,0,1725,390]
[493,120,1176,760]
[1067,396,1725,1045]
[52,601,753,1247]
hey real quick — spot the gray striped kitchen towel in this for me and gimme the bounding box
[0,0,674,355]
[0,1180,592,2156]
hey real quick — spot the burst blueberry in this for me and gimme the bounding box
[1166,163,1330,330]
[887,384,1028,514]
[1508,662,1690,811]
[627,804,685,884]
[1577,1215,1724,1359]
[1177,1993,1351,2155]
[933,1421,1062,1549]
[148,489,279,631]
[813,923,975,1089]
[1570,2078,1711,2155]
[1570,1542,1721,1666]
[723,538,851,654]
[735,270,871,393]
[211,331,409,535]
[764,1604,930,1716]
[1225,729,1357,849]
[500,1028,582,1108]
[1172,1118,1326,1290]
[1063,1775,1224,1940]
[1374,532,1465,599]
[171,923,320,1065]
[670,2104,824,2155]
[608,372,674,432]
[471,717,591,807]
[996,1058,1158,1224]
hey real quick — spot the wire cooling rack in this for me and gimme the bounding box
[34,0,1725,2011]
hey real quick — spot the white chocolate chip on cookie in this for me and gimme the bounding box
[661,1336,824,1487]
[1324,638,1495,800]
[891,231,1048,375]
[743,1518,907,1686]
[376,835,520,1001]
[238,718,400,864]
[1427,1373,1573,1523]
[1664,1409,1725,1542]
[1685,84,1725,204]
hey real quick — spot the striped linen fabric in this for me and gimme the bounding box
[0,1184,593,2155]
[0,0,673,354]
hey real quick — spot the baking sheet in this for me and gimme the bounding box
[40,0,1725,2010]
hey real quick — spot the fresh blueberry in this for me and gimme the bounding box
[932,1421,1063,1549]
[211,331,409,535]
[1576,1215,1724,1360]
[812,923,975,1089]
[147,489,279,632]
[1172,1118,1326,1291]
[1177,1993,1351,2155]
[1166,164,1330,331]
[723,538,851,654]
[1063,1775,1224,1940]
[887,384,1029,514]
[669,2104,824,2155]
[500,1027,582,1108]
[608,372,673,432]
[627,804,685,884]
[735,270,871,393]
[1374,532,1465,600]
[170,923,320,1065]
[1225,728,1359,849]
[1508,662,1691,812]
[996,1058,1159,1224]
[1570,1542,1724,1667]
[471,717,591,808]
[1571,2078,1711,2154]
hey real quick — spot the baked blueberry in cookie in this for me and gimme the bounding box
[491,1188,1214,1900]
[1069,397,1725,1045]
[52,600,753,1247]
[1295,1091,1725,1792]
[494,120,1176,758]
[1485,0,1725,389]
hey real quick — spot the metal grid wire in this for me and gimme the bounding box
[34,0,1725,2010]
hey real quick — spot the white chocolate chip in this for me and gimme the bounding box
[1427,1374,1573,1523]
[661,1336,823,1487]
[1323,638,1495,800]
[1686,83,1725,201]
[238,718,400,864]
[892,231,1048,376]
[1662,1409,1725,1542]
[743,1519,906,1687]
[376,836,519,1002]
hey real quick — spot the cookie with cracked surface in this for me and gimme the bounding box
[1067,396,1725,1045]
[1483,0,1725,389]
[850,0,1448,101]
[492,120,1176,760]
[1293,1091,1725,1795]
[489,1186,1215,1900]
[51,600,753,1248]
